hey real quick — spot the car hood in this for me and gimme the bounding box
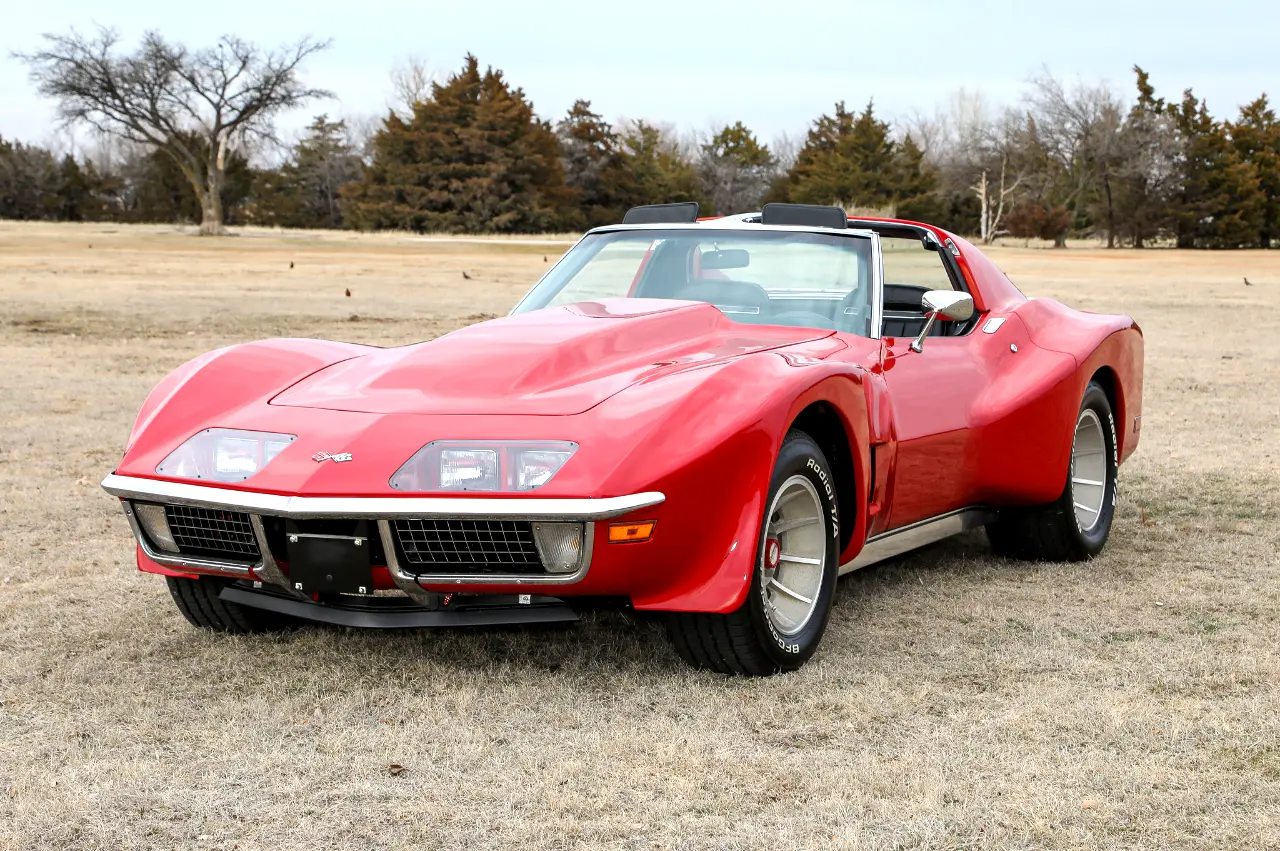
[270,299,835,416]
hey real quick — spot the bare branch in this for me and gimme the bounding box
[389,54,435,117]
[16,27,331,233]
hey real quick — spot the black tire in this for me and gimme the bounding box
[667,430,841,675]
[165,576,296,633]
[986,381,1119,561]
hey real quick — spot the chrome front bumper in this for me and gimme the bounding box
[103,473,665,601]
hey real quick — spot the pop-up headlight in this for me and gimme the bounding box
[156,428,296,483]
[389,441,577,492]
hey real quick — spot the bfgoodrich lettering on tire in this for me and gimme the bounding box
[986,380,1119,562]
[667,430,841,675]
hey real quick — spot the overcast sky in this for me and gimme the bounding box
[3,0,1278,151]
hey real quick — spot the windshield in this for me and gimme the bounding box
[513,228,875,335]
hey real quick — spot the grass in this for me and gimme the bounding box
[1,221,1278,849]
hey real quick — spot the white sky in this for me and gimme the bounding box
[3,0,1278,151]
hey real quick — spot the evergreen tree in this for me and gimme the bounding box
[0,136,59,219]
[621,121,709,211]
[556,100,640,229]
[0,136,120,221]
[892,134,944,223]
[774,102,939,219]
[777,102,898,210]
[343,55,573,233]
[1111,67,1180,247]
[254,115,364,228]
[53,155,93,221]
[1168,90,1263,248]
[698,121,775,215]
[1229,96,1280,248]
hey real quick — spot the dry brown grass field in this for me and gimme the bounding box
[1,221,1278,850]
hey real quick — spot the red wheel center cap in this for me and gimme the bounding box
[765,538,781,570]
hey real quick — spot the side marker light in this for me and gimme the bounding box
[608,521,656,544]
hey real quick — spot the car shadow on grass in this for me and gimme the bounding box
[183,533,1009,681]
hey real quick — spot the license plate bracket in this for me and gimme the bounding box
[285,521,374,595]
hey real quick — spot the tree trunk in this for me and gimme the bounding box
[199,190,224,236]
[974,170,990,244]
[1102,172,1116,249]
[197,132,229,236]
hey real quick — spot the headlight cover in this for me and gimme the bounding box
[389,440,577,492]
[156,428,297,483]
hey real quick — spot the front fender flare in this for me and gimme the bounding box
[596,354,870,613]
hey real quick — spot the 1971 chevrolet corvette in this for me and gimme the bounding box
[102,202,1143,675]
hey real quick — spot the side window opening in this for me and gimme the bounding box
[877,235,973,340]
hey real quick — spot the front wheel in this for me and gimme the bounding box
[667,430,840,675]
[986,380,1119,561]
[166,576,297,633]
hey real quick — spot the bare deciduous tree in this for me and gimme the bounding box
[19,28,330,234]
[770,131,801,175]
[971,155,1024,243]
[916,90,1031,242]
[389,55,435,116]
[1024,71,1126,245]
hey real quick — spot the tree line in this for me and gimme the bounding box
[5,30,1279,248]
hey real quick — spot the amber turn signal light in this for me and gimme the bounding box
[607,521,656,543]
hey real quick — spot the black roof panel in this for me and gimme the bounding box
[622,202,700,225]
[761,203,847,229]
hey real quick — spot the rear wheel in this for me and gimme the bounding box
[667,430,840,675]
[986,381,1118,561]
[166,576,296,633]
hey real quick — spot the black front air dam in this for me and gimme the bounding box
[220,586,580,628]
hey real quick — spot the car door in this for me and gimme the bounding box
[869,229,990,529]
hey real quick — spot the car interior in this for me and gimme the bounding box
[632,243,873,334]
[850,220,977,339]
[631,222,977,339]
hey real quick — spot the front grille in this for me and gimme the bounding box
[392,519,544,575]
[165,505,261,562]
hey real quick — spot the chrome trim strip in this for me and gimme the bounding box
[378,518,594,587]
[103,474,665,520]
[868,232,884,340]
[839,507,995,575]
[248,514,308,597]
[121,500,258,578]
[377,519,436,603]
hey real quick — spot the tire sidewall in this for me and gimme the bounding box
[744,433,840,668]
[1070,383,1119,555]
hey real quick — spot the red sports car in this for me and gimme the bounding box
[103,203,1143,675]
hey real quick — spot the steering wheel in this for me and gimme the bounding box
[770,310,838,331]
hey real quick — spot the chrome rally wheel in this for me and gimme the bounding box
[986,380,1119,561]
[1071,408,1108,532]
[760,475,826,636]
[665,430,840,675]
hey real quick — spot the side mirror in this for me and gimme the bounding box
[910,290,975,353]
